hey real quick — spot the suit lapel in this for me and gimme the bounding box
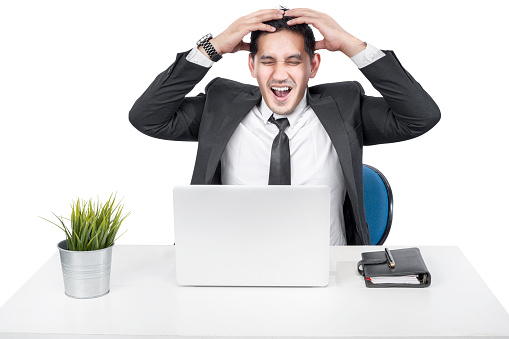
[307,91,358,205]
[205,87,262,183]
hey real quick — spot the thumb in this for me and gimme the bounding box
[239,41,251,52]
[314,40,326,51]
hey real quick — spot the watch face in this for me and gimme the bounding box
[197,33,212,46]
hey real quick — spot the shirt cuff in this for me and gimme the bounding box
[350,42,386,69]
[186,45,214,68]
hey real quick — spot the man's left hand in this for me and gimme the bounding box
[284,8,366,58]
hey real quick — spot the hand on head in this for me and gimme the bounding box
[210,8,366,58]
[284,8,366,57]
[210,9,284,55]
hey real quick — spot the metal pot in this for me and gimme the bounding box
[57,240,113,299]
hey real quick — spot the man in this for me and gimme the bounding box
[129,8,440,245]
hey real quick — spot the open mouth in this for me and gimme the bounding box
[271,86,292,102]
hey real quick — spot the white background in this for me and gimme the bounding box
[1,0,509,315]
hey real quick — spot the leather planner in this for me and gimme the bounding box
[357,247,431,288]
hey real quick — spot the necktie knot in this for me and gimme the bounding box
[269,115,290,132]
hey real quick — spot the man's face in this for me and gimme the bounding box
[249,30,320,115]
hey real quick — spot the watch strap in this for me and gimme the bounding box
[198,34,222,62]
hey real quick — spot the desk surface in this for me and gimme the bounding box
[1,245,509,338]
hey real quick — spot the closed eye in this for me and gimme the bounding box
[261,61,302,66]
[286,61,302,66]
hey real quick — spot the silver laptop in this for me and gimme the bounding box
[173,185,330,287]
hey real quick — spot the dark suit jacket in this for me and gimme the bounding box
[129,49,441,245]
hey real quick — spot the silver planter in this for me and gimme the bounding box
[57,240,113,299]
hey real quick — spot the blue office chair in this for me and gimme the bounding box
[363,164,393,245]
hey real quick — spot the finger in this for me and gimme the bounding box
[253,23,277,32]
[245,9,284,23]
[248,8,285,17]
[242,22,276,35]
[286,16,318,26]
[284,8,321,18]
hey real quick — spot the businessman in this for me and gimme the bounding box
[129,8,440,245]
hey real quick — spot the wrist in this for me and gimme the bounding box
[339,35,367,58]
[196,33,222,62]
[209,38,224,56]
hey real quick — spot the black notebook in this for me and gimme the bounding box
[357,247,431,288]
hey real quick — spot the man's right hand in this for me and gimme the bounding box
[200,9,284,58]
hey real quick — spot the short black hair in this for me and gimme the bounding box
[249,16,315,60]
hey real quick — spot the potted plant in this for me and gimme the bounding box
[40,193,130,299]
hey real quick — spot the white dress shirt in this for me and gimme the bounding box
[221,96,348,245]
[185,42,385,245]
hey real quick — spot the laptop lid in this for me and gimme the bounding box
[173,185,330,287]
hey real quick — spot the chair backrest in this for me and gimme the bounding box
[362,165,393,245]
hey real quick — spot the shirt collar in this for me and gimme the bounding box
[259,92,309,127]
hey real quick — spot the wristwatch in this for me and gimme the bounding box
[196,33,222,62]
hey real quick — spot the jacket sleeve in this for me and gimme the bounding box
[358,50,441,146]
[128,50,213,142]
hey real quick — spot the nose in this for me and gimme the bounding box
[272,62,289,81]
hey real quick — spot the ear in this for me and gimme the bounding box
[310,53,321,79]
[248,54,256,78]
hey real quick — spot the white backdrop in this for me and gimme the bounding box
[1,0,509,314]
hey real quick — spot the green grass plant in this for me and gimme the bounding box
[40,193,130,251]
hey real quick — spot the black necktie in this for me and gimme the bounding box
[268,115,291,185]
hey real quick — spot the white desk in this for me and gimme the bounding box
[1,245,508,338]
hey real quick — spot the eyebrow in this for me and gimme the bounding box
[286,54,303,60]
[260,54,303,61]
